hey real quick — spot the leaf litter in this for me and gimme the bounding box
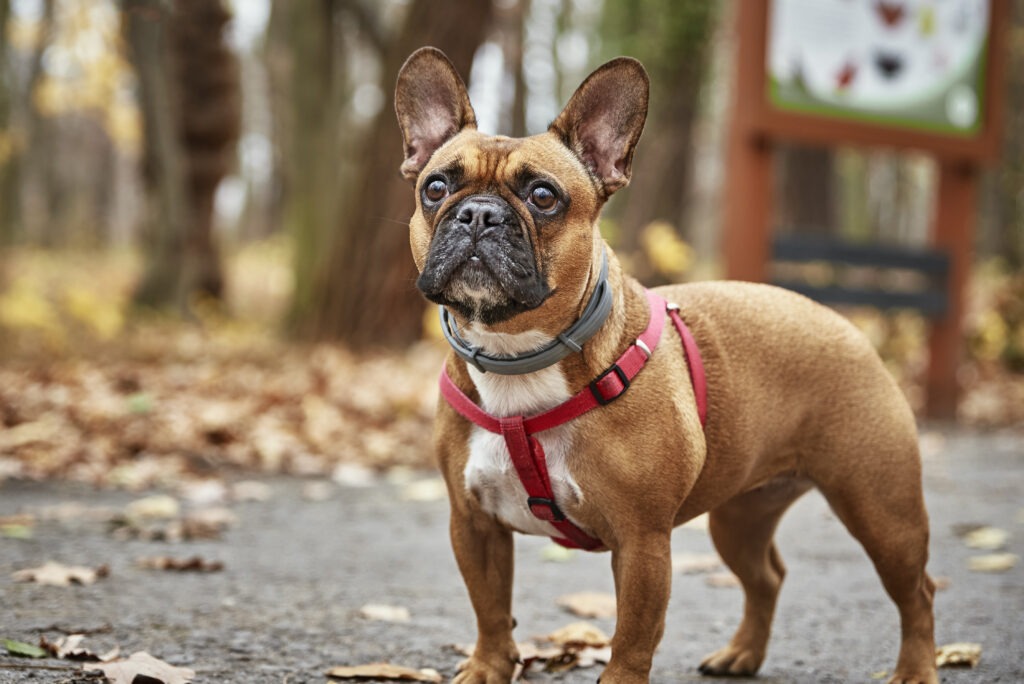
[12,561,110,587]
[85,651,196,684]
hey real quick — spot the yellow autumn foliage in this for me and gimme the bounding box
[0,282,65,346]
[63,286,124,340]
[640,221,693,278]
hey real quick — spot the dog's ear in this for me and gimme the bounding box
[549,57,649,196]
[395,47,476,181]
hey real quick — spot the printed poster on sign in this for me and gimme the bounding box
[767,0,990,136]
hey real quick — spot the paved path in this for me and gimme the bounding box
[1,429,1022,683]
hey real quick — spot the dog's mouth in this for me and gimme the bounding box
[416,196,550,325]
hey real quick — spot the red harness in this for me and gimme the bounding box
[439,290,707,551]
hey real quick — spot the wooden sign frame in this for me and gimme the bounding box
[734,1,1008,161]
[722,0,1009,419]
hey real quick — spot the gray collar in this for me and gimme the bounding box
[439,248,612,375]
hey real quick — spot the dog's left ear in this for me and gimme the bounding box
[395,47,477,181]
[550,57,649,196]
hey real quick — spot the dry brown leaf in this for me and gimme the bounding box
[231,480,273,502]
[359,603,411,623]
[546,622,610,648]
[181,506,237,538]
[672,552,723,574]
[124,495,180,521]
[85,651,195,684]
[556,591,617,619]
[963,526,1009,550]
[12,561,109,587]
[40,634,119,662]
[326,663,442,682]
[136,555,224,572]
[967,553,1018,572]
[936,642,982,668]
[400,478,448,502]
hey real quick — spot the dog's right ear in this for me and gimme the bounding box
[395,47,477,181]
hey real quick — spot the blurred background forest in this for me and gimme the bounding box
[0,0,1021,487]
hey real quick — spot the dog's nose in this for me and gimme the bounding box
[456,197,511,233]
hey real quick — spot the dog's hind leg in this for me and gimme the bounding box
[815,446,937,684]
[698,476,812,677]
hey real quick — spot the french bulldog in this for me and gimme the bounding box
[395,46,936,684]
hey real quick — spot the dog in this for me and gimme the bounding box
[395,47,937,684]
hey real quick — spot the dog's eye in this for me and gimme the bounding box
[529,184,558,211]
[424,179,449,204]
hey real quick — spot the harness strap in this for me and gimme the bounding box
[439,290,707,551]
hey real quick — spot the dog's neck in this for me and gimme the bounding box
[451,242,638,416]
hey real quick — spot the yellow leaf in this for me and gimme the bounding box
[936,642,981,668]
[640,221,693,277]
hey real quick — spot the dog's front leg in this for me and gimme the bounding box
[601,533,673,684]
[450,507,518,684]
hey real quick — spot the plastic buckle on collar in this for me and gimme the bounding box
[527,497,567,522]
[590,363,630,405]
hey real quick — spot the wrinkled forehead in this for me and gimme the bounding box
[423,129,590,187]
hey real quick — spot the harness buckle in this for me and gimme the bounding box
[527,496,567,522]
[590,363,630,406]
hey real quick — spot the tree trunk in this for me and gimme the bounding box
[0,0,16,247]
[125,0,192,310]
[274,0,342,330]
[993,0,1024,269]
[127,0,239,310]
[298,0,495,348]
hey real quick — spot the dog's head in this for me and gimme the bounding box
[395,47,648,334]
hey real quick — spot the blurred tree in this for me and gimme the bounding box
[599,0,718,282]
[292,0,495,347]
[125,0,240,310]
[0,0,52,246]
[0,0,14,247]
[268,0,344,331]
[992,0,1024,270]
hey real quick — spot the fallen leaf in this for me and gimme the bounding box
[179,479,228,506]
[556,592,616,619]
[672,552,722,574]
[936,642,982,668]
[326,663,442,682]
[231,480,273,502]
[85,651,195,684]
[400,478,447,502]
[332,463,377,488]
[4,638,47,658]
[124,495,180,521]
[40,634,119,661]
[963,526,1009,550]
[967,553,1018,573]
[12,561,109,587]
[137,556,224,572]
[359,603,411,623]
[1,523,33,539]
[705,572,741,588]
[180,507,236,538]
[545,622,610,648]
[541,544,576,562]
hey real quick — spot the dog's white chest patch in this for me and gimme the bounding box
[460,331,584,538]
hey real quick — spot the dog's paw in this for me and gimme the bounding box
[697,644,763,677]
[453,656,517,684]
